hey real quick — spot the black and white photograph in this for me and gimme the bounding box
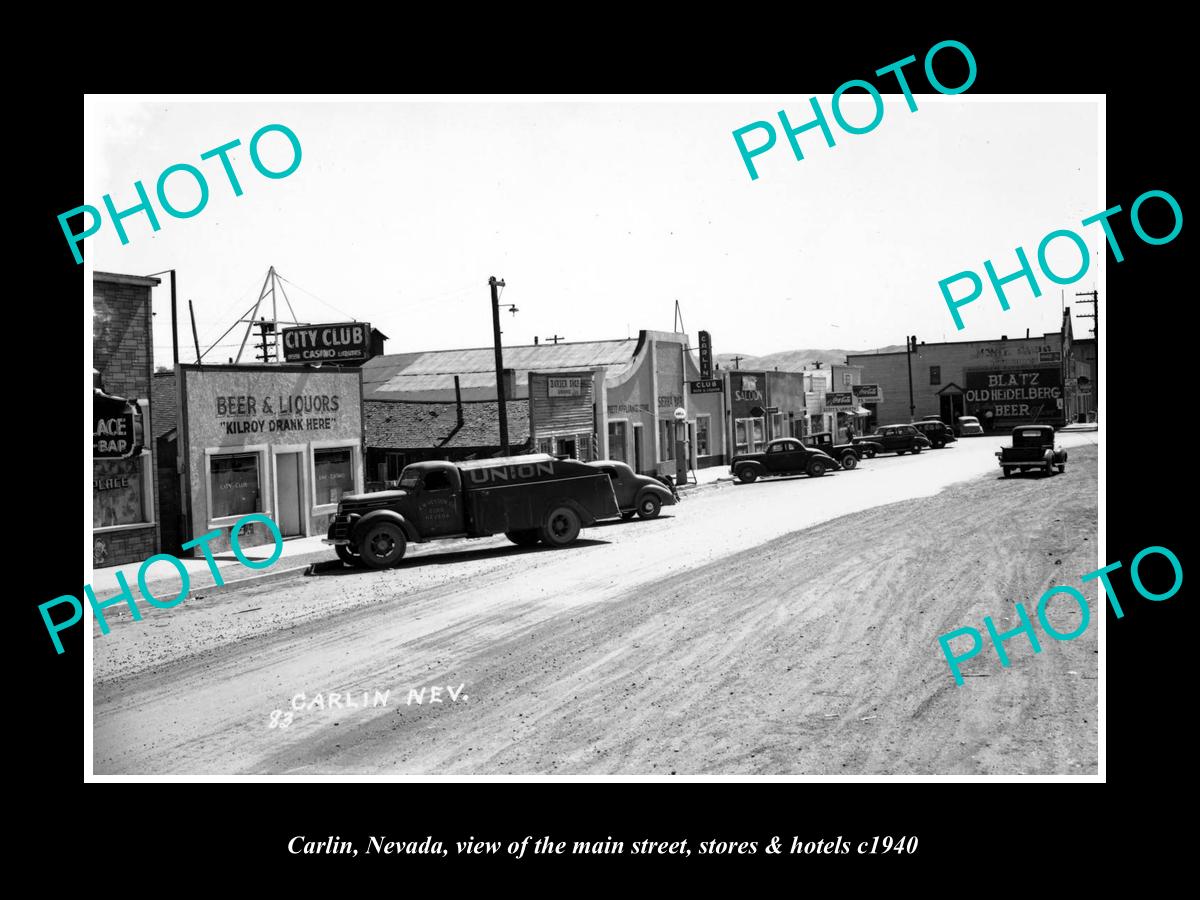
[78,92,1111,778]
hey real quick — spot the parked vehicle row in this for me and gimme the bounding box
[325,418,1067,568]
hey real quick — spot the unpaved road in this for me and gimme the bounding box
[93,433,1099,774]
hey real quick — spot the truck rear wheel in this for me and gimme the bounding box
[335,544,363,567]
[506,529,541,547]
[359,522,407,569]
[737,466,758,484]
[840,452,858,470]
[540,506,581,547]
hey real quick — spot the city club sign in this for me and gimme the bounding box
[282,322,370,363]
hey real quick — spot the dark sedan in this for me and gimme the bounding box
[586,460,676,519]
[852,424,932,456]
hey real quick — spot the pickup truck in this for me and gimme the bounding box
[730,437,839,483]
[996,425,1068,477]
[852,424,932,457]
[325,454,620,568]
[803,431,879,470]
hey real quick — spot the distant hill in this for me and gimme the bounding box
[714,346,906,372]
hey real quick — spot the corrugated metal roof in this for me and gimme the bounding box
[362,339,638,400]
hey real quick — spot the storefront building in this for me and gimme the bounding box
[364,397,531,488]
[93,272,160,568]
[364,330,727,476]
[176,363,364,553]
[529,370,602,461]
[846,311,1075,432]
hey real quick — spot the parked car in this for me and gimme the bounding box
[913,419,958,448]
[586,460,676,519]
[851,424,932,456]
[325,454,620,568]
[996,425,1068,477]
[803,431,879,469]
[956,415,985,436]
[730,438,839,483]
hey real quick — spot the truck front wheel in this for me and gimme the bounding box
[541,506,582,547]
[506,529,541,547]
[359,522,407,569]
[335,544,363,567]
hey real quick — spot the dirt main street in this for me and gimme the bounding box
[94,437,1099,775]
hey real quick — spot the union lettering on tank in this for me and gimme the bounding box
[468,461,556,484]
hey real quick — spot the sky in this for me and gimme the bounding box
[84,98,1101,370]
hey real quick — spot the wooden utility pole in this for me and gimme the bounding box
[1075,290,1098,339]
[490,276,511,455]
[906,335,917,420]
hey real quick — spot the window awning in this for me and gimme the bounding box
[852,406,870,415]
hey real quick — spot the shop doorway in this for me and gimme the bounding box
[555,436,577,459]
[633,424,644,474]
[939,391,965,425]
[275,452,304,537]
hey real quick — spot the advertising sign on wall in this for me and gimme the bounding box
[282,322,371,363]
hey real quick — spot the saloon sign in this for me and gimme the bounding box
[93,392,141,459]
[282,322,371,363]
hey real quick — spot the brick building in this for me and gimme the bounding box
[93,271,160,567]
[846,311,1076,433]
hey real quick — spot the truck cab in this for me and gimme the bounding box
[325,454,619,569]
[996,425,1067,477]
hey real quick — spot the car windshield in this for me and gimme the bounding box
[960,417,979,424]
[398,468,422,489]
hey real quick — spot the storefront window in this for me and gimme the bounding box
[608,421,628,463]
[93,457,146,528]
[659,420,675,461]
[735,419,748,454]
[210,452,261,519]
[315,447,354,505]
[751,417,764,450]
[695,416,710,456]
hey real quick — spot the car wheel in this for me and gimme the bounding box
[896,450,906,456]
[638,495,662,519]
[335,544,362,567]
[359,522,407,569]
[934,440,944,449]
[807,459,827,477]
[505,529,541,547]
[620,511,637,520]
[737,466,758,484]
[840,453,858,470]
[911,445,922,454]
[540,506,582,547]
[866,449,876,459]
[1044,462,1054,476]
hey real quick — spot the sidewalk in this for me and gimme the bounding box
[1059,422,1100,433]
[89,533,333,598]
[678,464,734,491]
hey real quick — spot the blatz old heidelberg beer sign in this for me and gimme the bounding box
[282,322,371,363]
